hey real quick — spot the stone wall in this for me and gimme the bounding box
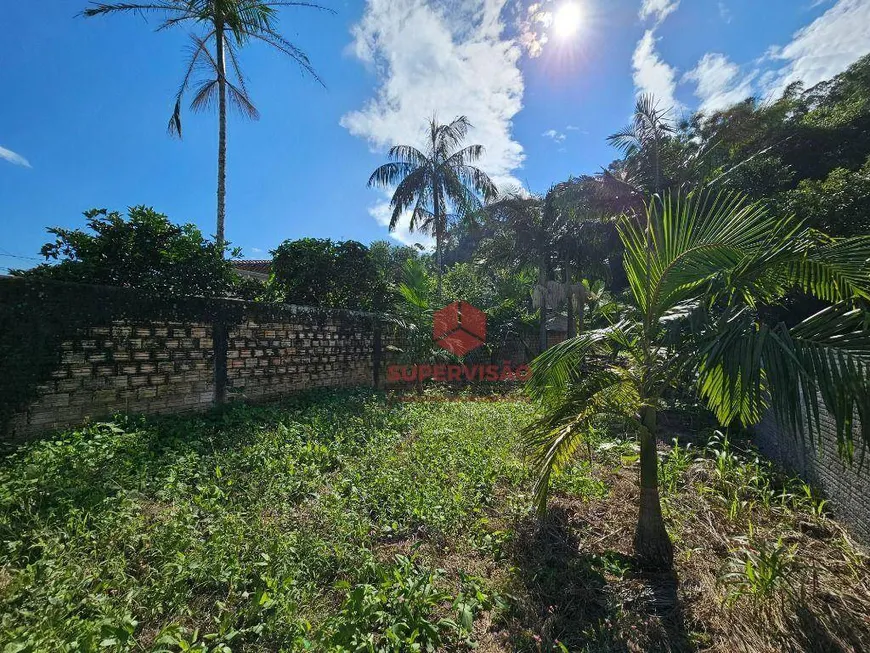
[0,278,384,441]
[754,410,869,541]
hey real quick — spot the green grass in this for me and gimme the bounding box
[0,390,535,652]
[1,391,867,652]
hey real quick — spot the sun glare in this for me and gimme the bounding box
[553,2,583,40]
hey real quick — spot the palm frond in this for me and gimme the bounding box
[226,80,260,120]
[190,78,219,112]
[606,125,640,155]
[697,307,771,426]
[387,145,428,167]
[437,115,472,152]
[168,31,215,137]
[243,29,324,86]
[619,191,793,318]
[81,2,187,18]
[524,370,638,513]
[388,167,431,231]
[453,164,498,202]
[224,37,250,96]
[783,235,870,302]
[769,303,870,458]
[367,162,416,189]
[445,144,484,167]
[525,328,614,403]
[634,93,674,135]
[698,302,870,459]
[409,201,434,234]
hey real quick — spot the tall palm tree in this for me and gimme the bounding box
[548,177,620,337]
[368,115,497,296]
[483,190,551,353]
[607,94,674,193]
[525,190,870,569]
[483,180,615,352]
[82,1,327,247]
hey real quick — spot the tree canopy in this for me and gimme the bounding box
[270,238,416,312]
[15,207,238,297]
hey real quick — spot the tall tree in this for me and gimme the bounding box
[548,177,620,337]
[607,94,675,194]
[82,0,327,247]
[525,191,870,569]
[368,115,497,296]
[483,191,551,353]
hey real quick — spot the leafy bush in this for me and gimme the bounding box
[270,238,404,311]
[14,207,239,297]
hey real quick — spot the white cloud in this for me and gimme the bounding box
[566,124,579,130]
[763,0,870,97]
[0,145,31,168]
[542,129,566,142]
[638,0,680,24]
[516,1,553,58]
[632,29,681,112]
[684,52,754,112]
[342,0,524,245]
[718,1,732,23]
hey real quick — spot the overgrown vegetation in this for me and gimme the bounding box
[1,389,866,651]
[13,207,241,298]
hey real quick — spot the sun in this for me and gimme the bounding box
[553,1,583,40]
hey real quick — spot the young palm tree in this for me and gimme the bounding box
[525,190,870,569]
[387,258,450,394]
[607,94,674,193]
[368,115,497,296]
[82,1,327,247]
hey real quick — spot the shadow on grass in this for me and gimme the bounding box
[502,506,696,652]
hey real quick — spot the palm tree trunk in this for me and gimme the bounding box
[576,284,585,336]
[434,188,443,299]
[538,255,548,354]
[565,257,576,339]
[633,404,673,570]
[215,22,228,250]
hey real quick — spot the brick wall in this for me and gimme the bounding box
[4,320,215,436]
[0,278,384,441]
[754,409,869,541]
[226,314,376,401]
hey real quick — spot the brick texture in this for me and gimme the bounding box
[755,408,869,542]
[226,315,375,401]
[5,320,215,436]
[1,278,385,441]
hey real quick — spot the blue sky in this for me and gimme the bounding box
[2,0,869,270]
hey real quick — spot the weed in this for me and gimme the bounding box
[659,438,692,494]
[321,554,457,652]
[722,536,795,605]
[549,460,608,501]
[0,390,534,651]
